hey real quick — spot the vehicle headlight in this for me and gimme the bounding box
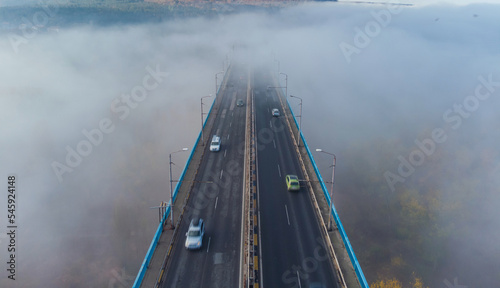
[197,241,201,246]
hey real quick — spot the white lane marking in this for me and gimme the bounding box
[297,271,301,288]
[207,237,211,253]
[269,120,272,128]
[227,134,230,140]
[273,139,276,149]
[224,149,227,158]
[230,122,232,127]
[232,112,234,117]
[220,170,224,179]
[277,164,282,178]
[258,210,264,287]
[285,205,290,226]
[215,196,219,210]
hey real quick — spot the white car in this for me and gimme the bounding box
[185,218,205,250]
[210,135,221,152]
[272,108,280,117]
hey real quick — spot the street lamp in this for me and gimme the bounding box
[224,53,230,71]
[279,72,288,98]
[169,147,188,229]
[289,95,303,147]
[315,148,336,231]
[215,71,224,95]
[200,95,212,145]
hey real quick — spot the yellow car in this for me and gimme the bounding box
[285,175,300,191]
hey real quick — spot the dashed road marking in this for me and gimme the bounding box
[285,205,290,226]
[207,237,211,253]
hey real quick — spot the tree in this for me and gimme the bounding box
[372,278,403,288]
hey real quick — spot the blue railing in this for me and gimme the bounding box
[285,94,369,288]
[132,67,227,288]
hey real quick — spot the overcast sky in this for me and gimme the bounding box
[1,1,499,287]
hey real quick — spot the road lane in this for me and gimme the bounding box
[161,65,248,288]
[254,69,339,288]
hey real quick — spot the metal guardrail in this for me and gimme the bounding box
[132,67,229,288]
[284,94,370,288]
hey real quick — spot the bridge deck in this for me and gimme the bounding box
[138,70,229,288]
[136,64,366,288]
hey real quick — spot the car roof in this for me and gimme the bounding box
[190,218,203,227]
[287,175,298,179]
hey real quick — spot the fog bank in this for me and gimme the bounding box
[1,2,500,287]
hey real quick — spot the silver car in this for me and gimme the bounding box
[272,108,280,117]
[185,218,205,250]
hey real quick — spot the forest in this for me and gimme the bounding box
[0,0,288,30]
[334,127,498,287]
[1,1,280,30]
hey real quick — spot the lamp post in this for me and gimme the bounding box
[224,53,230,71]
[315,149,336,231]
[290,95,303,147]
[215,71,224,96]
[200,95,212,145]
[169,147,188,229]
[279,72,288,98]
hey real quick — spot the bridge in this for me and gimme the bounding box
[132,61,369,288]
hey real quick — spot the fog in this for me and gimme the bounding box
[1,1,500,287]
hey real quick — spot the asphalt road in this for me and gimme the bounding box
[160,65,248,288]
[254,69,340,288]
